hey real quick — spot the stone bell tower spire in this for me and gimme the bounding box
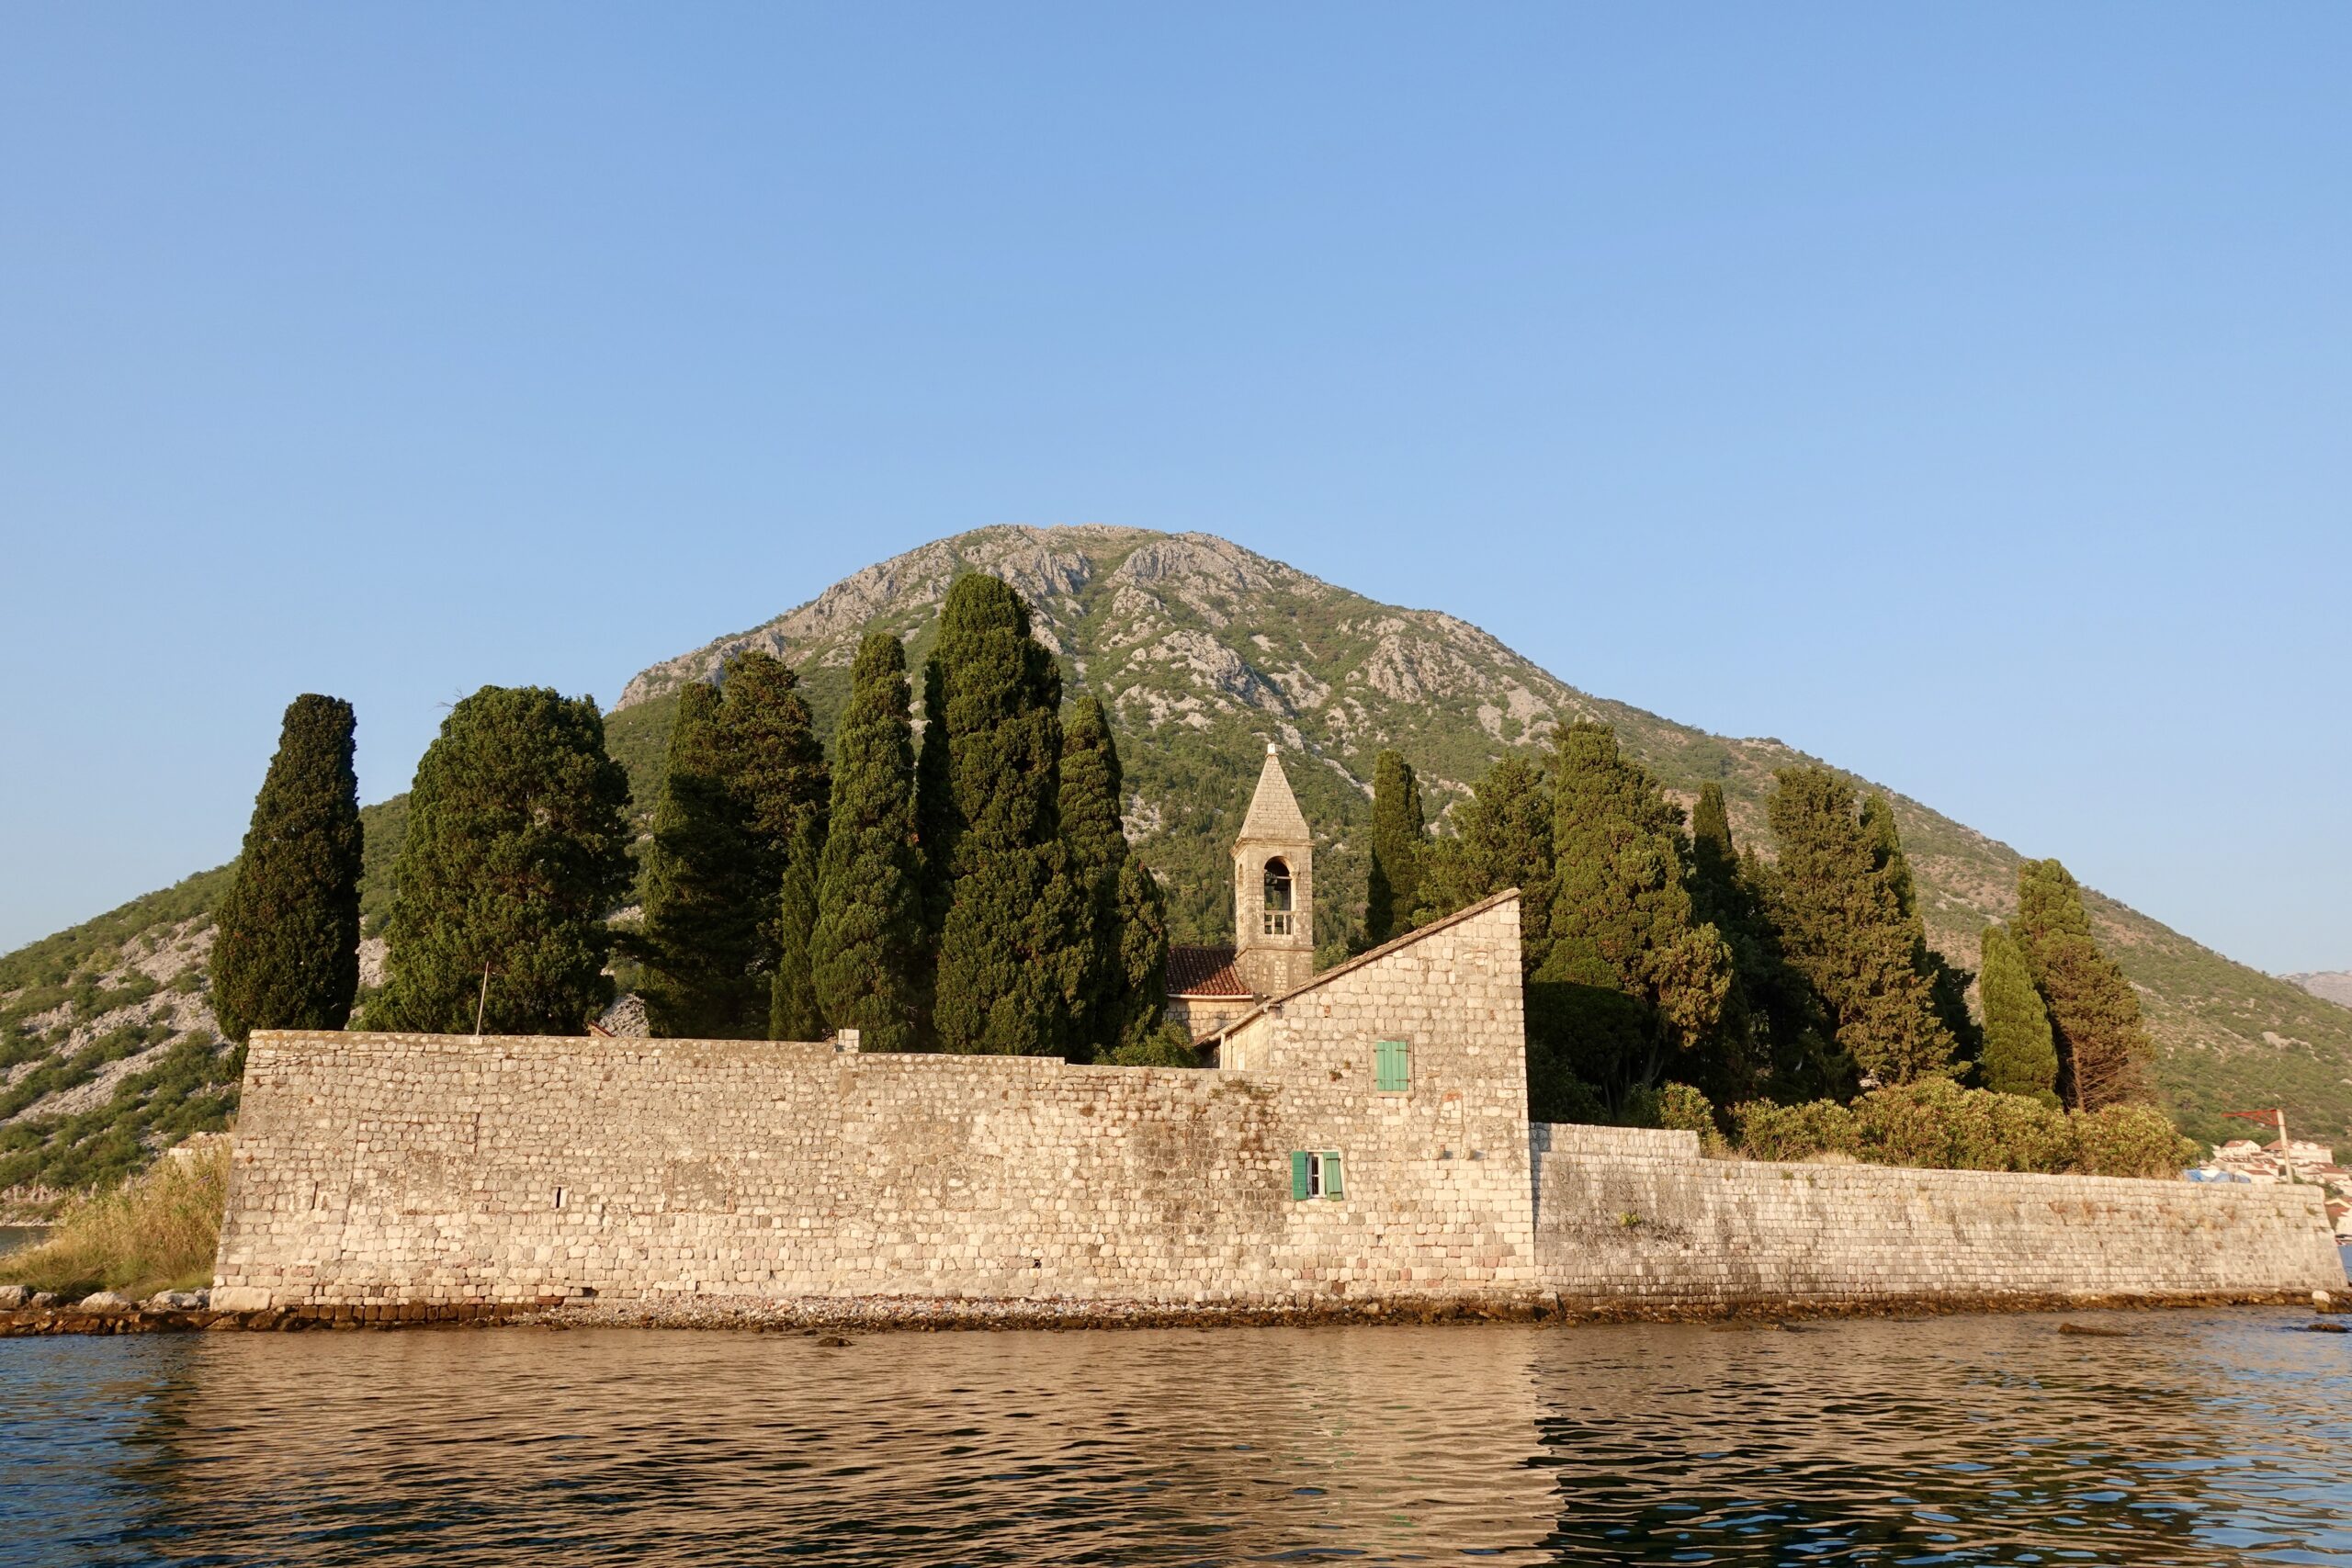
[1233,744,1315,997]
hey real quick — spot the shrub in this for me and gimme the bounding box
[0,1136,231,1300]
[1734,1099,1859,1162]
[1734,1082,2193,1179]
[1107,1022,1205,1068]
[2073,1102,2200,1179]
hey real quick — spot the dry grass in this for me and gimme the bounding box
[0,1135,230,1300]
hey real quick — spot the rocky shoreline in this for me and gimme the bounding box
[1,1283,2338,1337]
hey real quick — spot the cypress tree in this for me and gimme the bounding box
[374,686,632,1034]
[913,652,956,943]
[1863,793,1980,1060]
[929,575,1091,1055]
[810,632,926,1053]
[1527,721,1732,1117]
[1419,754,1554,971]
[1057,694,1126,1058]
[1977,923,2060,1105]
[768,818,826,1041]
[1762,768,1954,1087]
[1363,750,1426,947]
[209,694,364,1043]
[2013,859,2153,1110]
[718,651,829,1032]
[1106,853,1173,1055]
[637,682,759,1037]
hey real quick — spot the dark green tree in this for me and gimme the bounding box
[769,817,827,1040]
[2013,859,2153,1110]
[913,651,956,946]
[1420,754,1555,971]
[1863,793,1981,1062]
[1977,922,2060,1105]
[928,575,1091,1055]
[1527,722,1732,1118]
[1106,853,1173,1055]
[374,686,632,1034]
[1057,694,1126,1058]
[637,682,759,1037]
[209,694,364,1043]
[810,632,926,1054]
[1762,768,1954,1087]
[719,651,830,1032]
[1686,784,1843,1103]
[1363,750,1426,947]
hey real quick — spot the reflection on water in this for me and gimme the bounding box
[2,1308,2348,1564]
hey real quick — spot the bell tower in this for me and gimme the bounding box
[1233,744,1316,997]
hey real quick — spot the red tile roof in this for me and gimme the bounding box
[1167,944,1251,998]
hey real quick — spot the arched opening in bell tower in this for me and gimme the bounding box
[1262,857,1294,935]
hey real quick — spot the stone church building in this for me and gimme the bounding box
[1164,744,1318,1041]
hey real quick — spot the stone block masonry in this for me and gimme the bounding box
[1532,1125,2343,1312]
[215,895,1538,1314]
[211,891,2345,1320]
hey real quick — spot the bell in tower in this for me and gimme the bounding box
[1232,743,1316,997]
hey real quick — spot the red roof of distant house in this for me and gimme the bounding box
[1168,944,1251,998]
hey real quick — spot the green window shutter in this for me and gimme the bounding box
[1322,1152,1344,1199]
[1375,1041,1410,1092]
[1290,1150,1311,1201]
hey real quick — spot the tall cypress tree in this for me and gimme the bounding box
[2013,859,2153,1110]
[1527,722,1732,1117]
[375,686,632,1034]
[1977,922,2060,1105]
[1862,793,1980,1062]
[1686,784,1841,1103]
[718,651,829,1035]
[1762,768,1954,1087]
[1419,754,1554,971]
[638,682,759,1037]
[210,694,364,1043]
[929,575,1091,1055]
[1105,853,1172,1055]
[1363,750,1426,947]
[811,632,926,1053]
[1057,694,1126,1058]
[769,817,826,1040]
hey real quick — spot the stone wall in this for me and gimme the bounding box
[1532,1123,2346,1310]
[214,897,1536,1313]
[210,884,2344,1320]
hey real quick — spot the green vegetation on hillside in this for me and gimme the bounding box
[6,525,2346,1171]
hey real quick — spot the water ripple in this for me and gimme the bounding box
[0,1308,2346,1564]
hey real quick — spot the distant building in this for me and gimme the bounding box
[1164,744,1317,1040]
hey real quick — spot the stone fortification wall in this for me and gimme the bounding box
[1532,1123,2345,1310]
[214,898,1535,1313]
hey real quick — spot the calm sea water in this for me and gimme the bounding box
[2,1307,2348,1566]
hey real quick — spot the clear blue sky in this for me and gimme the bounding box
[2,6,2345,972]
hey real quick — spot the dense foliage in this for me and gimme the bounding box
[1525,722,1731,1120]
[1978,922,2060,1105]
[924,576,1092,1056]
[638,682,759,1036]
[810,633,926,1054]
[372,686,633,1034]
[1363,750,1426,946]
[1762,769,1955,1087]
[209,694,363,1044]
[2015,858,2154,1111]
[1728,1079,2196,1179]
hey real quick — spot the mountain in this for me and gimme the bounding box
[2285,973,2352,1011]
[5,525,2347,1195]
